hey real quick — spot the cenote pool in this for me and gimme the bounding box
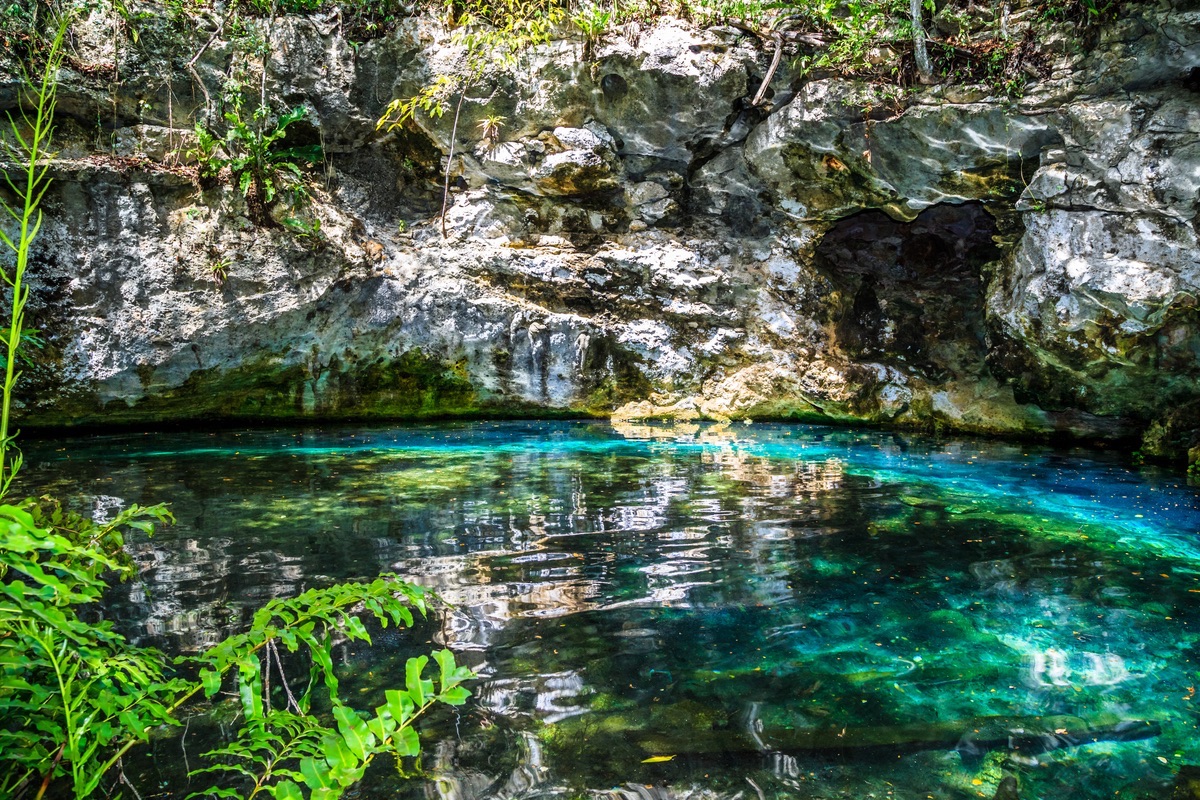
[18,420,1200,799]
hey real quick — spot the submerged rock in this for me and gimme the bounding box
[992,776,1020,800]
[630,711,1160,759]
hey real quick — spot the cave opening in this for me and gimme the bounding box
[814,202,1005,382]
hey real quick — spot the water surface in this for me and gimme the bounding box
[20,421,1200,799]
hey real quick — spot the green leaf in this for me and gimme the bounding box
[273,145,323,163]
[366,711,396,740]
[332,704,373,761]
[238,656,264,719]
[440,686,471,706]
[276,107,307,131]
[299,756,334,791]
[405,655,430,707]
[200,667,221,698]
[385,689,414,724]
[394,725,420,758]
[274,779,305,800]
[432,648,473,692]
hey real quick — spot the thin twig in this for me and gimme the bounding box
[269,639,300,713]
[180,715,191,778]
[32,745,64,800]
[262,640,272,714]
[117,759,144,800]
[187,8,235,118]
[751,30,783,107]
[260,0,277,111]
[166,74,175,166]
[440,90,465,239]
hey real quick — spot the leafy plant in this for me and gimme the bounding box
[225,104,322,205]
[188,121,226,182]
[378,0,566,130]
[572,3,612,44]
[282,215,325,248]
[0,13,64,497]
[232,0,413,41]
[185,580,471,799]
[194,102,323,213]
[0,499,184,800]
[194,647,472,799]
[477,112,506,151]
[0,498,472,800]
[1038,0,1119,24]
[210,258,232,283]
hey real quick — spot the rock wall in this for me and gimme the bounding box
[7,1,1200,456]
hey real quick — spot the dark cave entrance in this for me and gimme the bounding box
[814,202,1005,381]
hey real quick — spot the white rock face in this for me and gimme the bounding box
[11,1,1200,454]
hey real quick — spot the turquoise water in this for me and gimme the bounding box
[20,421,1200,799]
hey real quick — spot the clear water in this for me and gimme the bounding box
[18,420,1200,799]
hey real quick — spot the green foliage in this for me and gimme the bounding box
[184,580,471,799]
[448,0,567,64]
[477,112,506,151]
[1038,0,1120,24]
[0,498,181,800]
[111,0,158,44]
[210,258,232,283]
[571,3,611,41]
[282,215,325,248]
[0,0,41,56]
[927,36,1037,98]
[0,14,64,497]
[235,0,413,40]
[193,648,472,799]
[0,327,44,370]
[206,103,323,208]
[240,0,323,12]
[188,122,226,182]
[0,500,474,799]
[812,0,900,73]
[378,0,564,130]
[189,101,323,224]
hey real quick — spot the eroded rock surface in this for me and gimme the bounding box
[8,1,1200,458]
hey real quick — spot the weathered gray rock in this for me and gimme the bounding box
[7,0,1200,459]
[734,80,1059,221]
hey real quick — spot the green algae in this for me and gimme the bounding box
[23,349,608,429]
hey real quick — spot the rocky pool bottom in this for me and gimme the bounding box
[18,421,1200,799]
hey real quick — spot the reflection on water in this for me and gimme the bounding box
[18,421,1200,799]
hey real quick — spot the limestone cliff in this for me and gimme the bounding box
[6,0,1200,458]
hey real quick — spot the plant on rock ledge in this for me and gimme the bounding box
[193,100,323,218]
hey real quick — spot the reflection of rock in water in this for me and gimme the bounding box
[427,732,548,800]
[596,784,677,800]
[995,635,1138,689]
[425,739,493,800]
[474,670,588,725]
